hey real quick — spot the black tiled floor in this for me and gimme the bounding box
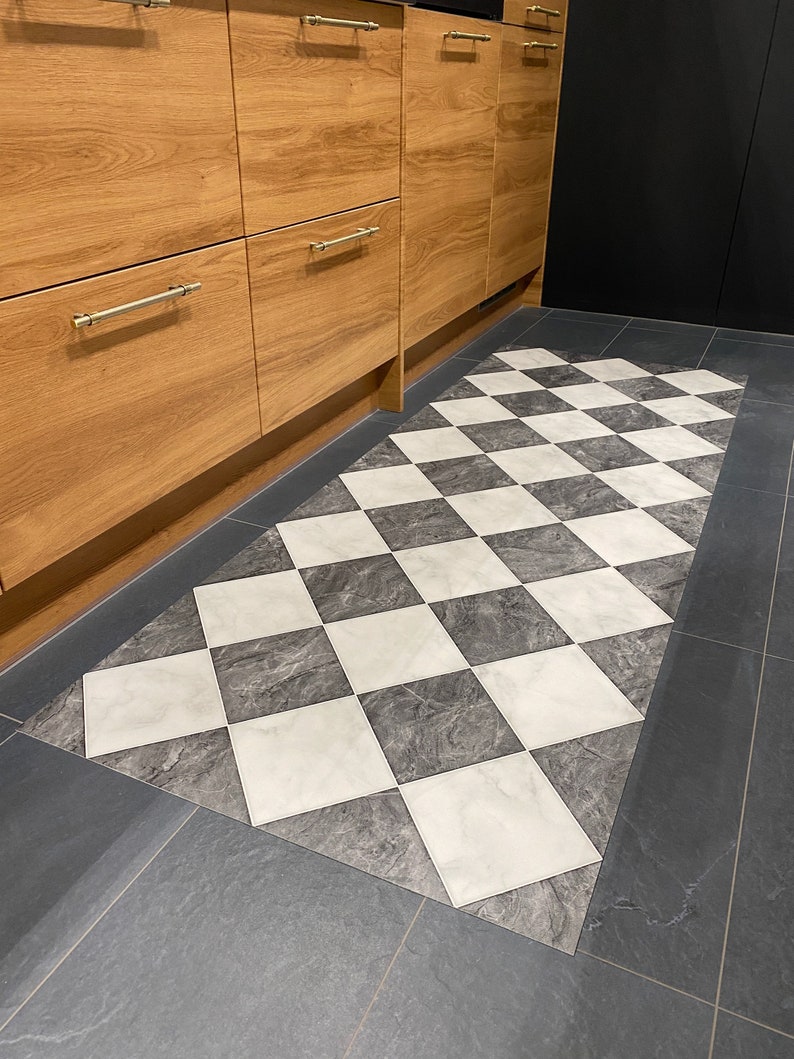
[712,1011,794,1057]
[603,325,713,367]
[713,401,794,494]
[506,315,626,356]
[702,338,794,407]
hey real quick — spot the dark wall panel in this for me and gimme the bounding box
[718,2,794,335]
[543,0,778,324]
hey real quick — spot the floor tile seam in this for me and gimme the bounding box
[0,803,199,1037]
[341,896,427,1058]
[592,318,634,358]
[706,436,794,1058]
[578,951,716,1009]
[711,335,794,351]
[717,1006,794,1042]
[0,729,18,748]
[671,630,765,657]
[696,329,719,370]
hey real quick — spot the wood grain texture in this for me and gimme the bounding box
[523,264,544,306]
[402,8,501,347]
[0,0,243,300]
[503,0,567,34]
[0,241,260,588]
[0,369,384,668]
[228,0,402,235]
[486,26,564,297]
[247,200,401,435]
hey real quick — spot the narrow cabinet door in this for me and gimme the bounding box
[402,9,501,347]
[486,25,564,297]
[228,0,402,234]
[0,0,243,300]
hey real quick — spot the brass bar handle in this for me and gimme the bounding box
[99,0,171,8]
[525,39,559,49]
[445,29,491,41]
[71,282,201,329]
[301,14,379,30]
[527,5,561,15]
[310,227,380,252]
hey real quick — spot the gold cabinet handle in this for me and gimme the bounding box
[310,227,379,252]
[71,282,201,329]
[527,5,561,15]
[525,39,559,49]
[99,0,171,8]
[301,14,379,30]
[445,29,491,41]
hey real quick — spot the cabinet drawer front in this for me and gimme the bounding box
[0,242,259,587]
[487,26,564,296]
[503,0,567,33]
[402,9,501,346]
[248,201,400,435]
[0,0,242,301]
[228,0,402,235]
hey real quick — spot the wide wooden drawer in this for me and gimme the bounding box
[228,0,402,235]
[0,0,243,301]
[503,0,567,34]
[487,25,564,295]
[0,241,260,587]
[248,200,400,435]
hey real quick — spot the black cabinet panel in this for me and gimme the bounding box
[543,0,778,325]
[718,2,794,336]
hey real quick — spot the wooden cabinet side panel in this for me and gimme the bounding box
[402,9,501,347]
[0,0,243,300]
[0,242,260,587]
[228,0,402,234]
[486,27,564,297]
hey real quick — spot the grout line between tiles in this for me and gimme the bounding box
[341,897,427,1058]
[0,804,199,1037]
[671,630,765,657]
[580,951,715,1009]
[594,318,633,358]
[696,328,719,370]
[224,514,275,531]
[717,1007,794,1042]
[0,711,20,723]
[706,437,794,1059]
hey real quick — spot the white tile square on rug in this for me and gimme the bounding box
[525,409,615,444]
[340,465,442,509]
[325,604,467,694]
[391,427,482,464]
[400,753,601,907]
[550,382,635,409]
[277,510,389,568]
[565,508,694,566]
[527,567,673,642]
[194,570,321,648]
[656,370,743,395]
[229,696,395,826]
[623,426,723,462]
[495,348,567,370]
[465,370,542,396]
[395,536,520,603]
[475,645,642,751]
[447,485,558,535]
[489,444,588,484]
[577,358,652,383]
[431,395,516,426]
[598,463,710,507]
[83,650,226,759]
[641,395,734,425]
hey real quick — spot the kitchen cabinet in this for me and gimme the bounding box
[0,0,243,301]
[0,241,259,587]
[503,0,567,34]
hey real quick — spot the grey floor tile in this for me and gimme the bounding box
[90,593,205,670]
[347,900,714,1059]
[459,418,547,452]
[604,326,713,367]
[719,656,794,1036]
[617,551,694,618]
[0,717,18,745]
[500,316,625,356]
[767,508,794,661]
[0,809,422,1059]
[364,498,475,551]
[587,403,672,433]
[669,453,727,493]
[715,326,794,349]
[525,475,635,520]
[0,517,263,723]
[418,453,516,496]
[645,498,712,549]
[0,735,192,1027]
[687,420,734,450]
[630,318,716,337]
[346,437,412,472]
[300,553,423,622]
[579,635,761,1000]
[546,307,632,327]
[716,402,794,495]
[278,477,362,519]
[713,1011,794,1057]
[200,525,294,584]
[581,626,672,715]
[702,339,794,407]
[484,524,607,583]
[674,484,784,652]
[558,434,654,472]
[452,307,551,362]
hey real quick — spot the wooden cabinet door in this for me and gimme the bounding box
[402,9,501,347]
[0,0,243,301]
[228,0,402,235]
[0,241,259,587]
[503,0,567,34]
[248,200,400,435]
[486,25,564,297]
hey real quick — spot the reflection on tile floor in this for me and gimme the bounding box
[23,348,746,954]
